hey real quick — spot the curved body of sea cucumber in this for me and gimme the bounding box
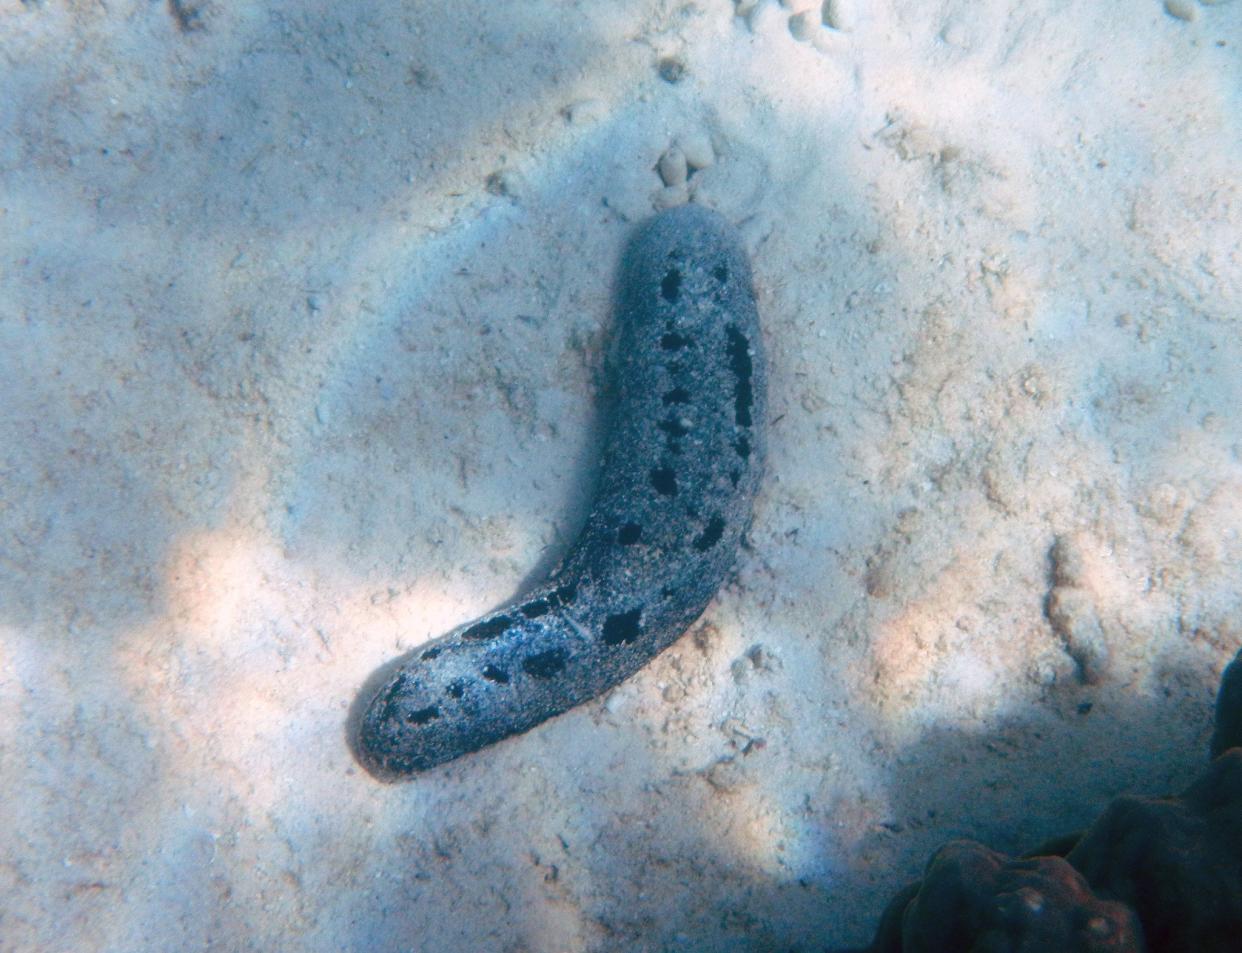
[356,204,766,778]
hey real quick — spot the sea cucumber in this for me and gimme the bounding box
[356,204,766,778]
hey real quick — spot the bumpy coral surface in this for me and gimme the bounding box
[861,648,1242,953]
[1067,751,1242,953]
[867,841,1140,952]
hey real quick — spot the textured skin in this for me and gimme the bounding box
[356,205,766,778]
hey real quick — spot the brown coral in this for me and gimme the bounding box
[1067,751,1242,953]
[867,841,1140,952]
[860,647,1242,953]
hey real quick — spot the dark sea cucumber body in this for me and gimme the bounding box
[357,205,766,778]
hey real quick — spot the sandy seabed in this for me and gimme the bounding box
[1,1,1239,950]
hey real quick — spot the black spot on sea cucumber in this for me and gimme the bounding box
[462,616,513,641]
[650,466,678,496]
[421,646,442,661]
[693,516,726,552]
[375,672,413,724]
[661,331,690,350]
[734,435,751,460]
[522,648,568,678]
[661,269,681,302]
[663,387,691,405]
[482,664,509,684]
[521,599,551,619]
[522,585,576,617]
[725,324,754,428]
[446,681,466,699]
[618,523,642,545]
[602,608,643,645]
[406,705,440,725]
[713,263,729,283]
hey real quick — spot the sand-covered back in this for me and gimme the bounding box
[2,1,1239,949]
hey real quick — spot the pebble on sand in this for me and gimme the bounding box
[658,146,688,187]
[677,132,715,172]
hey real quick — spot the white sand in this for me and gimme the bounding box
[2,0,1239,949]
